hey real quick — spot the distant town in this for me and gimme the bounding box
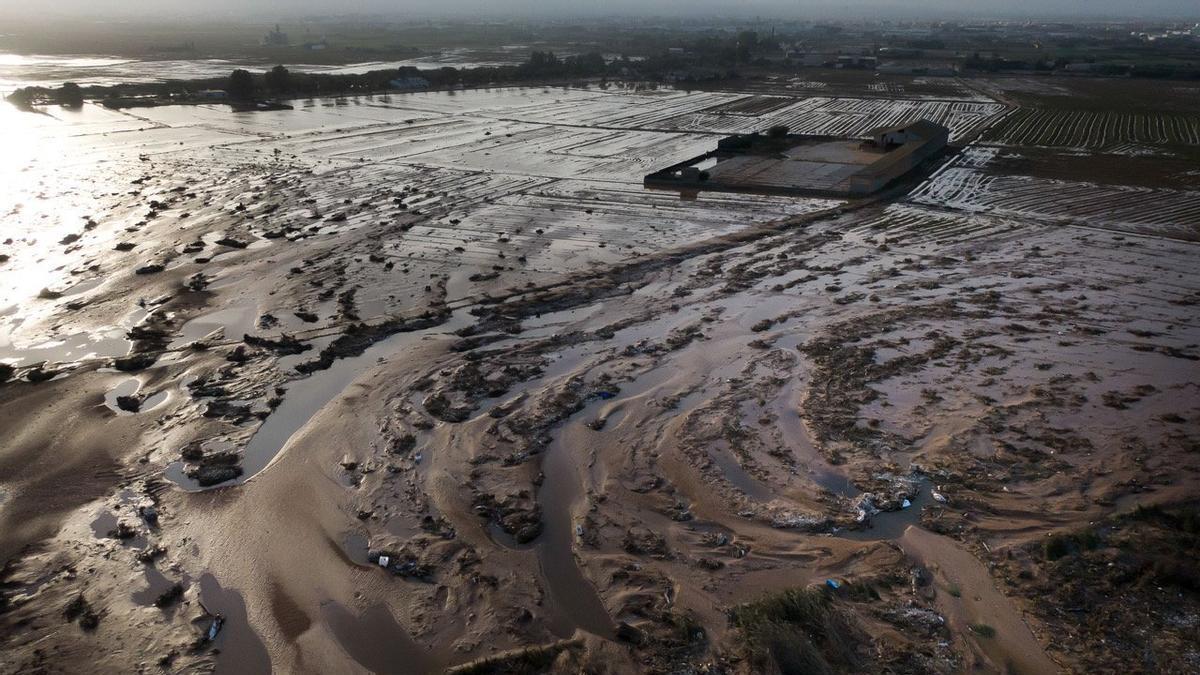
[4,17,1199,111]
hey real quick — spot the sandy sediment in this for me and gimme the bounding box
[1,85,1198,674]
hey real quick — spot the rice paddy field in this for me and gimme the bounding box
[980,107,1200,149]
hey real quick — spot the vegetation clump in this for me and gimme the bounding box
[56,82,83,107]
[1010,503,1200,672]
[969,623,996,638]
[227,69,255,101]
[729,587,863,675]
[1042,528,1101,560]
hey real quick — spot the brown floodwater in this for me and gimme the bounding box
[320,601,440,674]
[198,573,273,674]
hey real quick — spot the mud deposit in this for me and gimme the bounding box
[1,83,1198,674]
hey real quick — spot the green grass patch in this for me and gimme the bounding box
[970,623,996,639]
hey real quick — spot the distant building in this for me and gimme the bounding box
[872,121,944,147]
[836,55,878,69]
[876,62,957,76]
[389,76,431,90]
[796,53,832,67]
[262,24,289,47]
[877,47,924,58]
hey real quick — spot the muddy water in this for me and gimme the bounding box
[167,309,470,490]
[528,355,729,641]
[494,340,704,640]
[833,478,1057,674]
[0,305,148,368]
[130,567,187,609]
[320,602,439,675]
[0,327,133,368]
[901,527,1059,674]
[167,303,260,349]
[769,384,1055,675]
[89,509,118,538]
[197,573,273,675]
[841,479,932,541]
[775,378,857,497]
[707,439,771,501]
[102,377,169,415]
[102,379,140,411]
[536,427,617,639]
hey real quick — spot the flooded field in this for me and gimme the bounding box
[1,80,1198,674]
[907,145,1200,240]
[0,49,527,91]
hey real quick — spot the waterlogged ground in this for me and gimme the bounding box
[0,49,530,91]
[0,82,1198,674]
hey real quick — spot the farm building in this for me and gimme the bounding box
[644,119,949,198]
[872,120,950,147]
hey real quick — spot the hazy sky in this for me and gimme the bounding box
[1,0,1196,20]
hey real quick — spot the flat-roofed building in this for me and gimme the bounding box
[645,119,950,198]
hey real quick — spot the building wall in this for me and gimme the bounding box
[850,131,947,194]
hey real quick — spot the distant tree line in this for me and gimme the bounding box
[237,51,615,98]
[5,81,84,109]
[961,51,1200,78]
[5,46,742,111]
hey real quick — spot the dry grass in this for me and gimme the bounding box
[729,587,863,675]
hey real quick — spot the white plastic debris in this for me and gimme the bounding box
[932,490,948,504]
[378,555,390,567]
[901,498,912,509]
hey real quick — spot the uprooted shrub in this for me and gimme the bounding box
[1042,528,1101,561]
[729,587,863,675]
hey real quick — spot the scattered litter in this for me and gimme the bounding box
[901,498,912,509]
[826,579,842,590]
[855,493,879,522]
[206,615,224,641]
[139,506,159,525]
[595,391,615,400]
[378,555,390,568]
[932,490,948,504]
[575,524,584,537]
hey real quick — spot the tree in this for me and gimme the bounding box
[736,31,759,62]
[5,87,36,111]
[767,124,789,138]
[265,65,290,95]
[57,82,84,107]
[227,69,255,101]
[518,51,562,77]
